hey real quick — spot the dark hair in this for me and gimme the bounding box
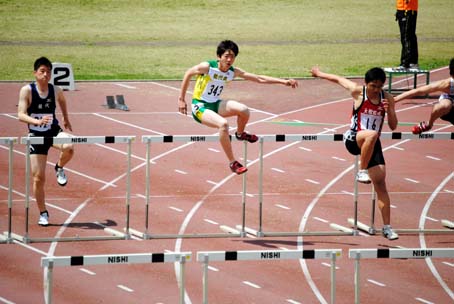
[217,40,239,57]
[449,58,454,76]
[34,56,52,71]
[365,67,386,84]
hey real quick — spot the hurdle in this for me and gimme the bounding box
[141,135,249,239]
[345,131,454,236]
[15,135,135,243]
[349,248,454,304]
[197,248,342,304]
[0,137,18,244]
[41,251,191,304]
[255,133,359,237]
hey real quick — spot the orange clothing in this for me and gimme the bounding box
[396,0,418,11]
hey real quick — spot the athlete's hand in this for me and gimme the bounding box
[286,79,298,88]
[178,97,187,115]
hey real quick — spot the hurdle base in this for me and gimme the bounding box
[441,219,454,229]
[393,228,454,235]
[9,232,126,243]
[347,218,376,235]
[142,232,243,239]
[259,230,355,237]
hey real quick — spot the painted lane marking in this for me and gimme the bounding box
[442,261,454,268]
[321,262,339,270]
[208,148,220,153]
[175,169,187,175]
[208,266,219,272]
[305,179,320,185]
[80,268,96,276]
[405,178,420,184]
[367,279,385,287]
[271,167,285,173]
[426,155,441,161]
[313,217,329,223]
[332,156,346,161]
[117,285,134,293]
[286,300,301,304]
[242,281,261,289]
[169,206,183,212]
[206,180,217,185]
[114,83,136,89]
[204,219,219,225]
[299,147,312,152]
[275,204,290,210]
[415,298,434,304]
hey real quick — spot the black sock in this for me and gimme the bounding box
[55,163,62,171]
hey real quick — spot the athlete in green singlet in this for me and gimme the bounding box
[178,40,298,174]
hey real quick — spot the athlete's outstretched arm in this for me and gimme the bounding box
[394,78,450,103]
[310,66,358,93]
[234,67,298,88]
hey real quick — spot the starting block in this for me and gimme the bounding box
[105,95,129,111]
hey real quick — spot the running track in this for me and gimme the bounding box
[0,67,453,304]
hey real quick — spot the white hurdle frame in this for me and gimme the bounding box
[349,248,454,304]
[41,251,191,304]
[0,137,18,244]
[347,132,454,236]
[197,248,342,304]
[141,135,248,239]
[16,135,136,243]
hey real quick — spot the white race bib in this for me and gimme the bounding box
[29,113,52,132]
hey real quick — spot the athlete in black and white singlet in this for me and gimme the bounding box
[349,86,386,135]
[27,83,58,133]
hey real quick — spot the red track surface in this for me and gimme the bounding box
[0,68,453,304]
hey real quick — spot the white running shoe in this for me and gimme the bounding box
[38,211,49,226]
[356,169,371,184]
[55,167,67,186]
[382,226,399,240]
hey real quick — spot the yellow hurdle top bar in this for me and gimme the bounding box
[142,132,454,143]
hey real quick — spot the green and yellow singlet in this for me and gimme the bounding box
[192,60,235,103]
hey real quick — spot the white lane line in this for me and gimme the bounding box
[444,189,454,193]
[204,219,219,225]
[114,83,136,89]
[206,180,217,185]
[313,217,329,223]
[271,167,285,173]
[332,156,346,161]
[0,296,15,304]
[80,268,96,276]
[208,266,219,272]
[341,190,354,196]
[242,281,261,289]
[208,148,220,153]
[286,300,301,304]
[390,146,404,151]
[275,204,290,210]
[117,285,134,293]
[442,261,454,267]
[299,147,312,152]
[425,216,438,222]
[169,206,183,212]
[321,262,339,270]
[405,178,420,184]
[426,155,441,161]
[367,279,385,287]
[241,192,254,198]
[415,297,434,304]
[175,169,188,175]
[390,204,397,209]
[305,179,320,185]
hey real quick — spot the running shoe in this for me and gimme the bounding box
[356,169,371,184]
[229,160,248,175]
[411,121,431,134]
[382,226,399,240]
[235,132,258,143]
[55,166,67,186]
[38,211,49,226]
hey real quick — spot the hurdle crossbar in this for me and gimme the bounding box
[41,251,191,304]
[197,249,341,304]
[349,248,454,304]
[141,135,248,239]
[0,137,18,244]
[16,135,135,243]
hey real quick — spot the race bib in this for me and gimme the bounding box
[29,113,52,132]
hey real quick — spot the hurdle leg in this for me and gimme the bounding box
[6,139,14,243]
[257,138,264,237]
[352,156,359,236]
[24,139,31,243]
[202,254,209,304]
[124,138,132,240]
[330,251,337,304]
[354,252,360,304]
[240,141,247,238]
[44,261,54,304]
[369,185,376,234]
[179,255,186,304]
[144,139,151,239]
